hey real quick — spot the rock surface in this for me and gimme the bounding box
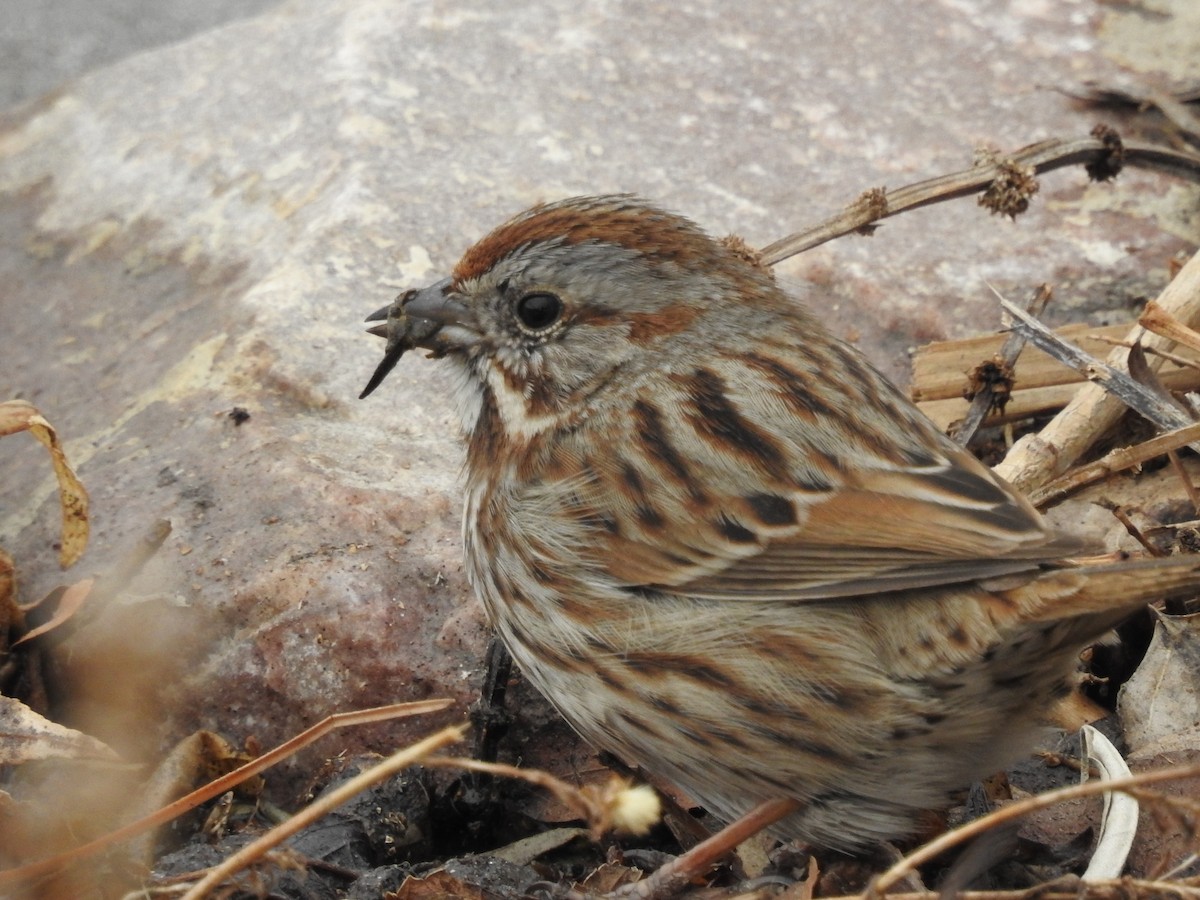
[0,0,278,110]
[1,0,1198,793]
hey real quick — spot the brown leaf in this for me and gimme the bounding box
[1118,609,1200,760]
[13,578,94,646]
[577,860,645,893]
[1126,341,1190,416]
[122,730,250,865]
[0,696,119,764]
[0,400,90,567]
[1125,749,1200,878]
[0,549,20,641]
[394,869,484,899]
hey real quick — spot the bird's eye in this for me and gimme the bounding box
[515,292,563,332]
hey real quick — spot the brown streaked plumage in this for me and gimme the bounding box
[361,195,1199,852]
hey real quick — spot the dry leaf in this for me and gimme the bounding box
[1117,609,1200,760]
[13,578,94,646]
[0,400,90,567]
[0,549,20,641]
[577,860,645,893]
[123,730,252,865]
[394,868,484,899]
[488,826,589,866]
[0,696,119,764]
[1081,725,1137,880]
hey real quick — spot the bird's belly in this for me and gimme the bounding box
[476,573,1056,845]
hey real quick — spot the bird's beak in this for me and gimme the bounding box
[398,277,471,326]
[359,277,477,399]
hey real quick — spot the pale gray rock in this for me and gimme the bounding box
[0,0,1197,792]
[0,0,280,109]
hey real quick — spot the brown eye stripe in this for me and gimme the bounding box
[625,304,702,345]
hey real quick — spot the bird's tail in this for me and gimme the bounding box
[1017,553,1200,625]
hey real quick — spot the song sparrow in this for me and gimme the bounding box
[361,195,1197,851]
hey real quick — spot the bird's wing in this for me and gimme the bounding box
[581,358,1070,601]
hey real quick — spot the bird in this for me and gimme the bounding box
[360,194,1198,860]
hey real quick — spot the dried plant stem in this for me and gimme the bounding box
[179,724,468,900]
[0,699,453,893]
[425,756,609,831]
[999,298,1196,432]
[1091,334,1200,373]
[867,760,1200,897]
[1107,505,1165,556]
[598,797,802,900]
[759,136,1200,265]
[1140,299,1200,354]
[819,882,1200,900]
[952,285,1051,447]
[1027,421,1200,507]
[995,248,1200,494]
[1168,448,1200,515]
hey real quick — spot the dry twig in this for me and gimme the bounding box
[952,285,1052,447]
[868,760,1200,897]
[1140,299,1200,355]
[995,248,1200,494]
[1063,83,1200,148]
[0,699,453,893]
[760,134,1200,266]
[179,724,468,900]
[999,298,1197,434]
[1027,421,1200,507]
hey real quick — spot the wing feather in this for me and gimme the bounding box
[583,353,1071,601]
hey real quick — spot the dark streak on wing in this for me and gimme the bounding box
[742,352,836,422]
[716,513,758,543]
[633,400,691,489]
[921,466,1015,507]
[745,493,798,526]
[682,368,787,473]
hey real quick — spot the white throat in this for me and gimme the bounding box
[484,364,561,440]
